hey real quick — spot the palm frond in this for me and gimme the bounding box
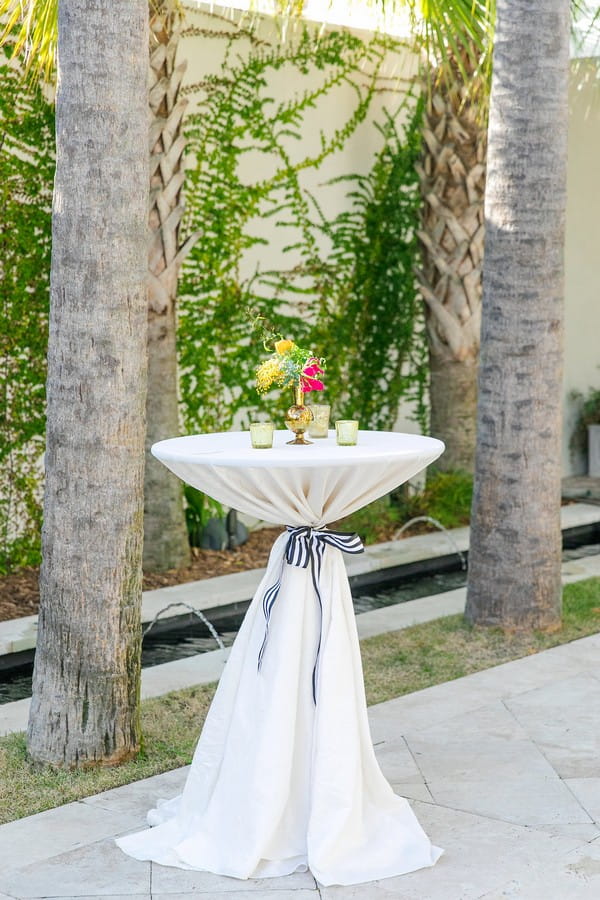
[0,0,58,82]
[0,0,186,83]
[407,0,496,83]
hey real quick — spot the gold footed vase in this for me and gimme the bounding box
[285,386,313,445]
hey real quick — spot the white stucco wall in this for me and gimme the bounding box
[563,59,600,474]
[180,6,417,281]
[180,8,600,475]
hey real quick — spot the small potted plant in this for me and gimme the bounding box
[570,388,600,477]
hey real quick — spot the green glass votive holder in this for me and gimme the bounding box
[250,421,275,449]
[335,419,359,446]
[308,404,331,438]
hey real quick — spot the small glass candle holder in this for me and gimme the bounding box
[250,421,275,449]
[335,419,359,446]
[308,404,331,438]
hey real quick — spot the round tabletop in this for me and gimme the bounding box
[151,429,445,470]
[151,430,444,527]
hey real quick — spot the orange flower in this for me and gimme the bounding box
[274,339,294,355]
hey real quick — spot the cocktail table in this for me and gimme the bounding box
[117,430,444,886]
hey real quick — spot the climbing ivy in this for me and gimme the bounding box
[0,42,54,573]
[0,17,429,570]
[178,24,426,433]
[271,102,428,429]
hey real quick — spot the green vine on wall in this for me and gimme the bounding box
[0,41,54,574]
[178,20,427,435]
[0,14,429,570]
[268,102,427,430]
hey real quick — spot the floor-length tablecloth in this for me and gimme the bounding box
[117,430,445,886]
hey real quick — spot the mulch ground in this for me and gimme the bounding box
[0,527,284,624]
[0,515,438,624]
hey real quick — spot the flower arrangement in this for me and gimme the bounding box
[255,337,326,395]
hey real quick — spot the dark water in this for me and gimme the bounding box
[1,543,598,705]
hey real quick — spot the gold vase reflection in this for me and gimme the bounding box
[284,385,313,445]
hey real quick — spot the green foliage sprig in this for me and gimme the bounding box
[269,101,428,429]
[0,40,54,573]
[179,25,387,431]
[396,470,473,529]
[569,386,600,457]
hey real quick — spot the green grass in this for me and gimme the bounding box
[1,577,599,825]
[0,684,216,826]
[362,577,600,704]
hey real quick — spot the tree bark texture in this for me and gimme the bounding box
[429,355,478,472]
[27,0,149,767]
[143,4,198,572]
[465,0,569,630]
[417,60,486,473]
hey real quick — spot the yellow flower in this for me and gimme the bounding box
[274,339,294,355]
[256,358,285,393]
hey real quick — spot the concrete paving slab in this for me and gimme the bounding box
[565,779,600,823]
[0,802,143,871]
[560,502,600,528]
[0,616,37,656]
[525,822,600,842]
[428,776,592,827]
[139,650,230,700]
[372,736,424,784]
[151,893,318,899]
[0,838,151,898]
[0,698,30,738]
[562,553,600,582]
[506,674,600,778]
[390,782,433,803]
[1,604,599,898]
[81,768,189,821]
[367,634,600,740]
[355,587,466,638]
[318,802,588,899]
[141,569,266,625]
[150,866,317,893]
[405,701,559,783]
[479,839,600,898]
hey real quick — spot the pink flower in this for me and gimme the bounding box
[301,375,325,392]
[302,359,324,378]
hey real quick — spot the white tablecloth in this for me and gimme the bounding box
[117,430,445,886]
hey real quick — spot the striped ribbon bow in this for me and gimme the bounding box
[257,525,364,702]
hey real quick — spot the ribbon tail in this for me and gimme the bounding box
[257,567,283,672]
[257,527,363,701]
[309,549,324,705]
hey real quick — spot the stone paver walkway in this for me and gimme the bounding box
[1,633,600,899]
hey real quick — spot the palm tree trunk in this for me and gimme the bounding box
[465,0,569,630]
[27,0,149,767]
[143,3,197,572]
[417,61,486,473]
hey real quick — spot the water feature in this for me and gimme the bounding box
[1,539,599,706]
[393,516,468,570]
[143,601,226,649]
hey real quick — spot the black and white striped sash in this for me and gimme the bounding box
[257,525,364,702]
